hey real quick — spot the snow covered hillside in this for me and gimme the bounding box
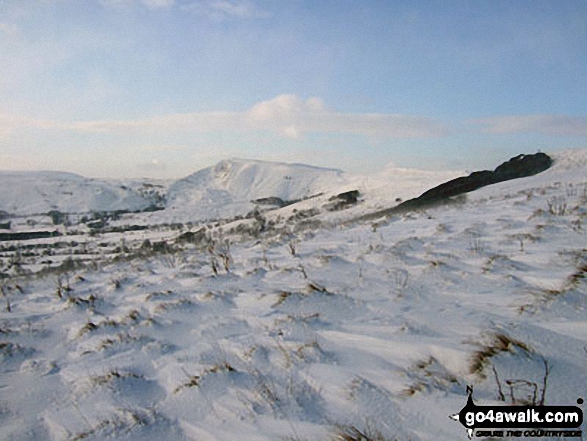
[0,150,586,440]
[0,171,166,216]
[0,158,464,224]
[164,159,350,222]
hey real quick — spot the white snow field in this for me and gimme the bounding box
[0,171,167,217]
[0,150,586,440]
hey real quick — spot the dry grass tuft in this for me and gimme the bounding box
[90,370,143,386]
[333,424,401,441]
[174,362,236,394]
[470,333,532,378]
[401,356,460,397]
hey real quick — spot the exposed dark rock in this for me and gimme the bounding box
[253,197,287,207]
[355,153,553,222]
[329,190,360,204]
[152,241,173,253]
[177,228,208,245]
[493,152,553,180]
[141,204,165,213]
[325,190,361,211]
[398,153,552,210]
[0,222,10,230]
[48,210,66,225]
[413,170,496,204]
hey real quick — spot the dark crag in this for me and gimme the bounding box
[397,152,553,210]
[355,152,553,222]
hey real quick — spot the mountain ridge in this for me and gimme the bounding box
[1,150,585,219]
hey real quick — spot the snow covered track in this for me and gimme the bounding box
[0,150,586,440]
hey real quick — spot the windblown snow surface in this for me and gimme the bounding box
[0,150,586,440]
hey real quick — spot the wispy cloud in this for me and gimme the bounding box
[181,0,270,19]
[141,0,175,7]
[247,95,449,139]
[1,95,448,140]
[99,0,266,15]
[13,101,587,142]
[0,114,63,140]
[471,115,587,136]
[99,0,175,8]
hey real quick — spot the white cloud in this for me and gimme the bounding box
[471,115,587,136]
[247,94,326,121]
[244,95,447,138]
[99,0,174,8]
[140,0,174,8]
[0,95,449,140]
[182,0,270,19]
[208,0,253,17]
[99,0,265,15]
[98,0,133,7]
[137,157,168,172]
[281,125,301,140]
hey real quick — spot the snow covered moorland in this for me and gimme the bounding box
[0,150,586,440]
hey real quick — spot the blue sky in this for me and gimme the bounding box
[1,0,586,178]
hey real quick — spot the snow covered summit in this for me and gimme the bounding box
[165,158,349,221]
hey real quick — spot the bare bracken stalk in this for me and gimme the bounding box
[208,238,232,273]
[391,268,408,296]
[506,379,538,406]
[547,196,567,216]
[298,264,308,279]
[221,253,231,272]
[539,358,551,406]
[1,285,10,312]
[469,234,485,254]
[288,240,297,256]
[492,365,505,401]
[492,357,551,405]
[210,257,218,275]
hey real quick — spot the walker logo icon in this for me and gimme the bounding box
[450,386,583,439]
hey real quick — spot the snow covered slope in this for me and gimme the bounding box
[164,159,350,221]
[0,160,350,221]
[0,159,464,223]
[0,149,586,440]
[0,171,159,216]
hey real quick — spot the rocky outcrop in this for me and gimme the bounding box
[177,228,208,245]
[253,197,287,207]
[325,190,361,211]
[356,153,553,222]
[330,190,360,205]
[398,153,552,210]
